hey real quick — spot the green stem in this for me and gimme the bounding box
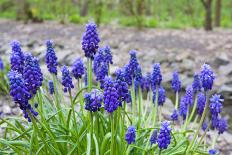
[194,121,211,150]
[191,115,199,130]
[187,91,209,153]
[69,89,77,131]
[183,106,189,131]
[186,94,198,127]
[87,58,92,91]
[158,149,162,155]
[110,113,115,155]
[174,92,179,109]
[138,86,142,128]
[78,79,84,114]
[212,130,218,149]
[131,79,136,124]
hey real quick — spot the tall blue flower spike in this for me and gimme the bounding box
[71,58,85,80]
[200,64,215,91]
[157,121,172,149]
[48,80,54,95]
[23,53,43,95]
[151,63,162,89]
[150,129,158,145]
[10,40,25,73]
[153,86,166,106]
[45,40,58,75]
[84,89,103,112]
[197,92,206,115]
[125,126,136,144]
[192,73,201,93]
[82,22,100,59]
[61,66,74,93]
[171,71,181,93]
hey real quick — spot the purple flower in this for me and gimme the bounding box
[0,57,4,70]
[98,45,113,65]
[141,72,151,92]
[157,121,172,149]
[10,40,25,73]
[179,97,187,120]
[202,121,208,131]
[48,80,54,95]
[211,115,220,129]
[82,22,100,59]
[125,126,136,144]
[45,40,58,75]
[103,77,119,113]
[170,109,178,121]
[71,58,85,80]
[128,50,139,78]
[134,65,143,93]
[185,86,193,106]
[153,86,166,106]
[200,64,215,91]
[115,68,131,104]
[208,149,217,155]
[84,89,103,112]
[95,63,108,88]
[150,129,158,145]
[123,64,133,86]
[209,94,223,117]
[23,53,43,95]
[151,63,162,88]
[61,66,74,93]
[197,92,206,115]
[218,118,228,134]
[8,71,38,122]
[192,73,201,93]
[171,71,181,93]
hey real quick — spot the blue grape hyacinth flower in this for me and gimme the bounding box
[98,45,113,65]
[200,64,215,91]
[84,89,103,112]
[128,50,139,78]
[141,72,151,92]
[0,57,4,70]
[71,58,85,80]
[103,77,119,113]
[23,53,43,95]
[208,149,218,155]
[218,118,228,134]
[45,40,58,75]
[157,121,172,149]
[10,40,25,73]
[125,126,136,144]
[179,96,187,120]
[151,63,162,89]
[61,66,74,93]
[209,94,223,117]
[153,86,166,106]
[171,71,181,93]
[197,92,206,115]
[192,73,201,93]
[150,129,158,145]
[48,80,54,95]
[82,22,100,59]
[185,86,194,106]
[171,109,178,121]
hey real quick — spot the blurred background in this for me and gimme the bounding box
[0,0,232,30]
[0,0,232,153]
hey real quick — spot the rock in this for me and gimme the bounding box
[2,105,11,114]
[218,85,232,102]
[214,52,230,67]
[219,64,232,76]
[163,72,173,83]
[180,59,195,72]
[176,52,190,62]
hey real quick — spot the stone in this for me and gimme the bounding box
[2,105,11,114]
[219,64,232,76]
[214,52,230,67]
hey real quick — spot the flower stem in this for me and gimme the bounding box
[87,58,92,91]
[174,92,179,109]
[138,86,142,128]
[187,91,209,153]
[131,79,136,123]
[186,94,198,127]
[69,89,77,132]
[110,113,115,155]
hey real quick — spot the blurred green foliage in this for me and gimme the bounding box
[0,0,231,28]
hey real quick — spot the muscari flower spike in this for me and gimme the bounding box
[71,58,85,80]
[95,63,108,88]
[115,68,131,104]
[209,94,223,117]
[82,22,100,59]
[150,129,158,145]
[10,40,25,73]
[8,71,38,122]
[134,65,143,93]
[211,115,220,129]
[197,92,206,115]
[99,45,113,65]
[218,118,228,134]
[141,72,151,92]
[0,57,4,70]
[192,73,201,93]
[48,80,54,95]
[170,109,178,121]
[23,53,43,95]
[84,89,103,112]
[157,121,172,150]
[200,64,215,91]
[179,96,187,120]
[61,66,74,93]
[103,77,119,113]
[171,71,181,93]
[45,40,58,75]
[208,149,218,155]
[128,50,139,78]
[153,86,166,106]
[125,126,136,144]
[123,64,133,86]
[185,86,194,106]
[152,63,162,89]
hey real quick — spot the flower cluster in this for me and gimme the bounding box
[184,86,193,106]
[128,50,139,78]
[71,58,85,80]
[179,96,187,120]
[171,71,181,93]
[45,40,58,75]
[192,73,201,93]
[153,86,166,106]
[200,64,215,91]
[82,22,100,59]
[61,66,74,93]
[150,129,158,145]
[23,53,43,95]
[196,92,206,115]
[141,72,151,92]
[125,126,136,144]
[170,109,178,121]
[10,40,25,73]
[157,121,172,149]
[84,89,103,112]
[103,77,119,113]
[48,80,54,95]
[151,63,162,88]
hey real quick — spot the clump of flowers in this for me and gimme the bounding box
[61,66,74,93]
[84,89,103,112]
[71,58,85,80]
[10,40,25,73]
[45,40,58,75]
[125,126,136,144]
[157,121,172,149]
